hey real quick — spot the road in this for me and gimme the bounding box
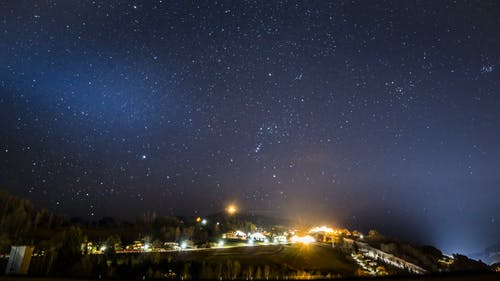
[116,242,285,254]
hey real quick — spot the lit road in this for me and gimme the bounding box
[116,243,285,255]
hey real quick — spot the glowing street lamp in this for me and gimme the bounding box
[226,204,237,215]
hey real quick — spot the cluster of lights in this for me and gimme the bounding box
[249,232,266,241]
[235,230,246,237]
[308,225,364,239]
[309,226,334,234]
[196,217,208,225]
[291,235,315,244]
[273,235,287,244]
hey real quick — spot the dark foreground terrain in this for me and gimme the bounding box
[0,191,495,280]
[1,271,499,281]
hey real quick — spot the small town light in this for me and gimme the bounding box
[201,219,207,225]
[181,242,187,249]
[226,205,237,215]
[291,235,315,244]
[309,226,334,234]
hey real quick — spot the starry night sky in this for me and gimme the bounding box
[1,1,499,254]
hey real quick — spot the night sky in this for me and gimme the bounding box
[1,1,499,255]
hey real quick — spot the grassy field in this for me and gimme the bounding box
[1,243,359,279]
[168,243,359,277]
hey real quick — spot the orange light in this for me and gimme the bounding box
[226,205,237,215]
[309,226,334,234]
[291,235,315,244]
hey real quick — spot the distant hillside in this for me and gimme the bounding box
[470,242,500,265]
[363,230,490,272]
[207,211,293,229]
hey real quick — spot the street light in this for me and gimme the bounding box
[226,204,237,215]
